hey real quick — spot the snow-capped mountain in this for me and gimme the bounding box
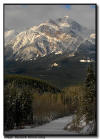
[4,16,95,61]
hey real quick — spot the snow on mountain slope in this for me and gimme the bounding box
[5,16,95,61]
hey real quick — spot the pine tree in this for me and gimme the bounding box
[84,64,96,123]
[71,64,96,133]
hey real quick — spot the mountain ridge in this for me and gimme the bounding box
[5,16,95,61]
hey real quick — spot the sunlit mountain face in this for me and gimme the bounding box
[4,16,95,61]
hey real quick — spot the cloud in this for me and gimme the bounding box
[4,5,96,31]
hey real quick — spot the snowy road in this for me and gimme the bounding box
[5,115,78,135]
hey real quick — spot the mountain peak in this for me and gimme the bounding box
[5,16,94,61]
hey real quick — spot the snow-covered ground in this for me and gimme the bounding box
[5,115,93,135]
[5,115,78,135]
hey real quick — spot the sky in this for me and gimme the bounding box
[4,4,96,32]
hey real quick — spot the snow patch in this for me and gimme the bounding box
[68,53,75,57]
[5,115,74,135]
[80,121,95,134]
[64,16,69,18]
[15,58,18,61]
[90,33,96,39]
[51,63,58,67]
[60,23,70,28]
[78,115,86,128]
[80,59,94,63]
[41,54,46,57]
[30,26,38,31]
[55,51,62,55]
[36,54,39,57]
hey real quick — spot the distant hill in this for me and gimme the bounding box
[4,54,95,89]
[4,74,61,93]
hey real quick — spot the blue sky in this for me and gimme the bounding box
[65,5,71,9]
[65,4,96,9]
[90,5,96,8]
